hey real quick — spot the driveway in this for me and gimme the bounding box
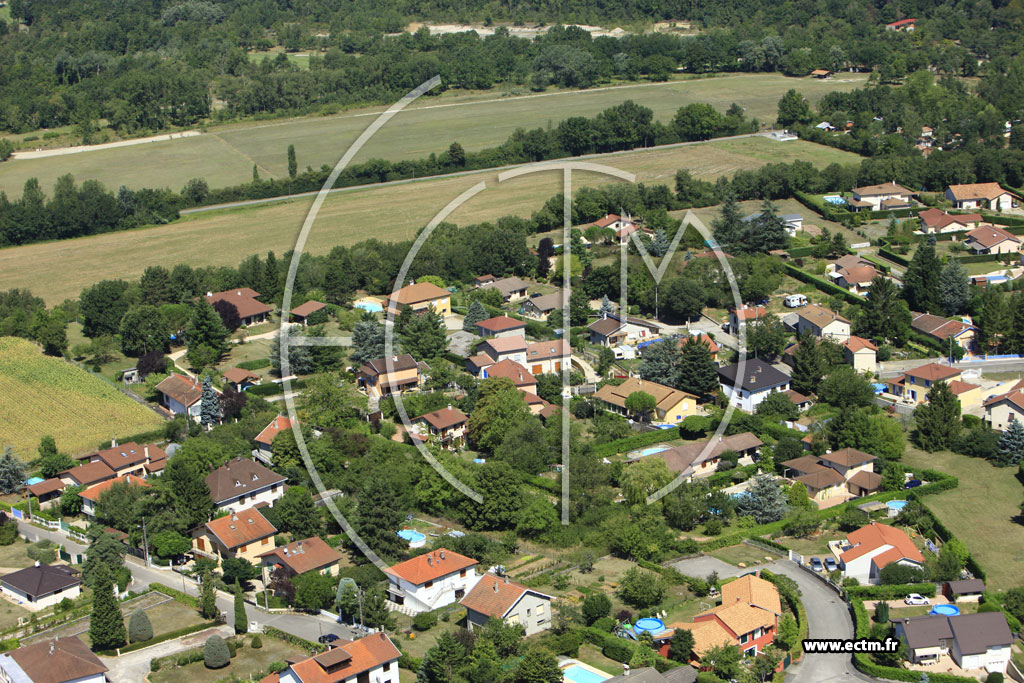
[102,624,233,683]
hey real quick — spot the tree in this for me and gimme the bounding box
[292,572,337,611]
[462,300,489,332]
[624,391,657,422]
[662,276,705,321]
[599,295,615,316]
[569,287,590,326]
[678,336,718,397]
[287,144,297,179]
[790,332,825,395]
[914,381,961,451]
[204,635,230,669]
[777,89,813,126]
[747,200,789,252]
[199,374,220,429]
[468,378,531,453]
[80,280,132,338]
[401,306,446,360]
[702,643,742,680]
[582,592,612,625]
[510,647,562,683]
[856,276,911,345]
[211,300,241,331]
[354,475,406,559]
[0,448,25,494]
[638,336,682,388]
[361,584,395,630]
[200,570,217,619]
[418,631,467,683]
[186,299,229,368]
[669,628,696,662]
[882,461,905,491]
[118,307,171,358]
[747,316,787,360]
[787,482,814,510]
[938,260,970,316]
[128,608,153,643]
[712,195,745,251]
[275,485,322,539]
[997,419,1024,466]
[350,317,384,364]
[151,530,191,559]
[140,265,172,305]
[463,461,523,531]
[616,567,665,608]
[37,436,72,478]
[620,457,673,505]
[233,581,247,633]
[60,485,85,516]
[736,474,789,524]
[903,238,941,314]
[596,346,615,377]
[89,563,127,650]
[817,365,874,409]
[221,557,258,586]
[756,391,799,420]
[776,614,799,651]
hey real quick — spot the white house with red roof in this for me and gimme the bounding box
[963,224,1022,255]
[154,373,211,420]
[984,379,1024,431]
[839,522,924,584]
[916,208,982,234]
[946,183,1020,212]
[383,548,481,614]
[460,573,553,636]
[843,336,878,373]
[727,305,767,335]
[474,316,526,339]
[205,288,273,326]
[254,415,295,462]
[262,632,401,683]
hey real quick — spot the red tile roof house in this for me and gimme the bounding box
[260,632,401,683]
[0,635,107,683]
[460,573,553,636]
[839,522,924,584]
[206,456,287,513]
[192,506,277,566]
[87,441,167,478]
[671,574,781,658]
[910,313,977,351]
[474,315,526,339]
[983,379,1024,431]
[222,366,262,391]
[155,372,220,421]
[254,415,295,463]
[480,359,538,395]
[79,474,150,519]
[465,336,529,377]
[883,362,964,404]
[257,536,343,579]
[727,305,767,335]
[963,224,1022,255]
[524,339,570,376]
[850,181,916,210]
[412,406,468,450]
[356,354,423,400]
[57,460,115,489]
[916,208,982,234]
[0,564,82,611]
[384,548,482,614]
[946,182,1021,212]
[205,288,274,326]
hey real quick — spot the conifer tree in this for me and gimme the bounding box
[199,374,220,429]
[89,564,127,650]
[997,419,1024,466]
[463,300,489,332]
[234,581,248,634]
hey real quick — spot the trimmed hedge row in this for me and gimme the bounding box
[95,620,218,656]
[236,359,271,370]
[263,626,325,654]
[787,246,815,258]
[860,255,892,274]
[955,252,1004,264]
[783,264,863,305]
[877,247,910,267]
[845,583,936,600]
[247,379,307,397]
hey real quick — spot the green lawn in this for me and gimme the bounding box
[0,541,35,571]
[575,644,620,674]
[0,72,868,196]
[903,446,1024,591]
[885,603,979,619]
[777,530,847,557]
[708,544,782,567]
[151,636,307,683]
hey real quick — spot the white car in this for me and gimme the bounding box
[904,594,930,605]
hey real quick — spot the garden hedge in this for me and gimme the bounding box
[783,264,863,305]
[236,359,271,370]
[877,247,910,267]
[151,583,199,608]
[845,583,936,600]
[95,621,218,656]
[246,379,307,397]
[262,626,324,654]
[592,430,679,458]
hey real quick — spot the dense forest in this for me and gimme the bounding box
[2,0,1024,134]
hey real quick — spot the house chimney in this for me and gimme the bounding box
[623,664,631,676]
[144,446,149,459]
[427,555,433,566]
[439,550,445,560]
[297,541,303,554]
[493,581,498,592]
[231,512,238,521]
[111,439,116,448]
[49,641,54,655]
[207,291,213,297]
[504,576,509,585]
[447,404,452,411]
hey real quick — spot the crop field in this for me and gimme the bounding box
[0,137,862,303]
[0,337,165,458]
[0,72,868,195]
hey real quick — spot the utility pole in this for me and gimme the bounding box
[141,517,149,567]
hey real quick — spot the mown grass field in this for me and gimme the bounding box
[903,446,1024,591]
[0,137,862,304]
[0,337,165,458]
[0,72,868,195]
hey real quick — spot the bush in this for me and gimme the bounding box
[251,635,263,649]
[204,635,230,669]
[128,608,153,643]
[846,583,936,600]
[985,673,1004,683]
[592,616,616,632]
[268,660,288,673]
[150,658,161,672]
[412,611,438,631]
[0,521,17,545]
[227,639,237,657]
[602,637,634,662]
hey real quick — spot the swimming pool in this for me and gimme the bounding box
[354,299,383,313]
[823,195,847,206]
[397,529,426,548]
[887,500,908,517]
[631,445,670,458]
[930,604,960,616]
[562,664,612,683]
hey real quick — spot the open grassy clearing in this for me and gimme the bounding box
[0,138,862,304]
[708,543,782,567]
[151,634,306,683]
[0,337,165,458]
[902,446,1024,591]
[0,72,868,195]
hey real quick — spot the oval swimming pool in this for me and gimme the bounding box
[886,500,908,517]
[634,617,665,634]
[397,529,426,548]
[930,604,960,616]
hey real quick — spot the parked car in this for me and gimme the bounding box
[904,594,930,605]
[904,479,923,489]
[319,633,341,644]
[825,557,838,572]
[810,557,824,572]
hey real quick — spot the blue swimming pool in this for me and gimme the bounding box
[354,300,383,313]
[887,500,908,511]
[635,446,670,457]
[823,195,847,206]
[397,529,426,547]
[930,604,960,616]
[562,664,611,683]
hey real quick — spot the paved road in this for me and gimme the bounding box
[178,132,767,216]
[16,521,360,645]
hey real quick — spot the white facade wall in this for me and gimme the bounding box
[388,569,482,614]
[278,659,399,683]
[722,383,789,413]
[214,484,284,514]
[0,583,81,612]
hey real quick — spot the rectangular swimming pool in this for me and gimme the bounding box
[562,664,612,683]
